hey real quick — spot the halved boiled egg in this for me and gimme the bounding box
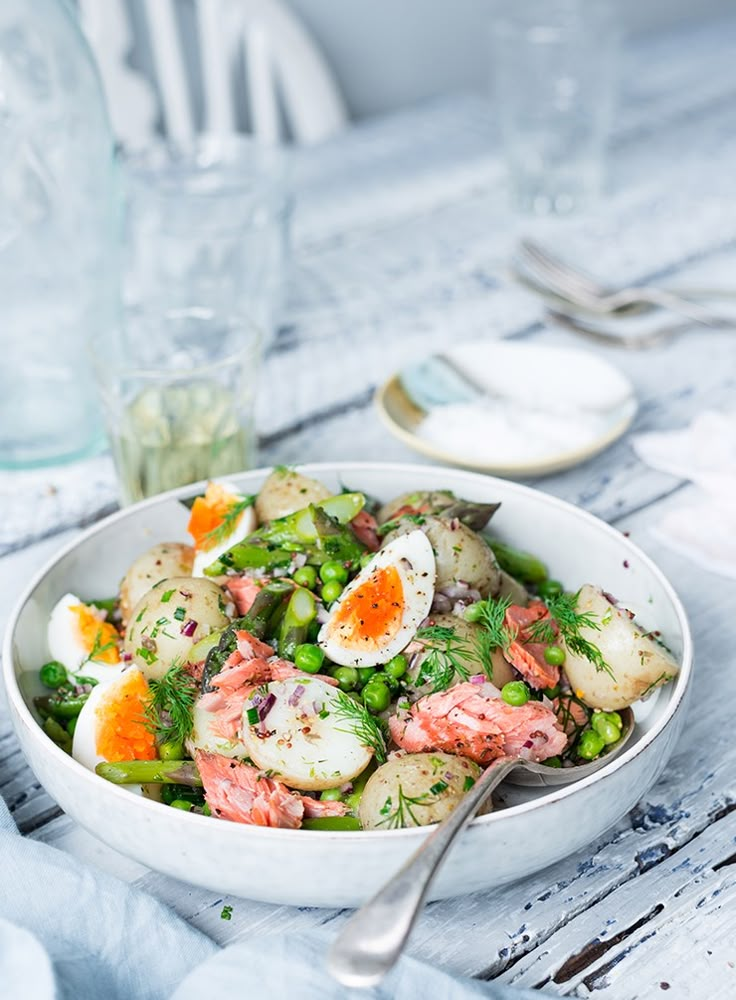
[187,480,257,578]
[48,593,122,683]
[239,677,373,790]
[318,530,435,667]
[72,667,156,773]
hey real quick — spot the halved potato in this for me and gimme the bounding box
[255,467,331,523]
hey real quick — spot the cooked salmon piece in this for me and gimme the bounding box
[389,682,567,764]
[227,577,264,616]
[301,796,349,819]
[197,630,338,741]
[504,602,560,690]
[350,510,381,551]
[196,751,304,828]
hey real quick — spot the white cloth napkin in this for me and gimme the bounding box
[631,410,736,577]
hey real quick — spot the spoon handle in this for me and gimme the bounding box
[327,755,518,988]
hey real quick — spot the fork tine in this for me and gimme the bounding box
[518,239,609,299]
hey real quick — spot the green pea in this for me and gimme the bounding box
[543,645,566,667]
[385,654,408,679]
[591,710,623,738]
[543,756,562,768]
[293,565,317,589]
[320,560,349,585]
[577,729,605,760]
[463,602,485,623]
[170,799,194,811]
[501,681,530,706]
[159,739,185,761]
[362,681,390,714]
[294,643,325,674]
[359,552,374,569]
[356,667,376,688]
[538,579,564,600]
[321,580,344,604]
[371,670,399,692]
[320,787,344,802]
[595,719,621,745]
[40,661,68,689]
[334,666,359,691]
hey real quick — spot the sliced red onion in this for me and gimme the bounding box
[431,593,452,614]
[180,619,198,637]
[470,674,485,685]
[258,692,276,721]
[312,700,323,715]
[288,684,306,707]
[444,771,454,782]
[121,652,133,663]
[179,589,193,599]
[523,739,534,749]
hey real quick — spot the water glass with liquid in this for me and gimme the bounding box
[491,0,619,214]
[94,308,261,504]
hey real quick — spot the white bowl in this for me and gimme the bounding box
[3,463,692,907]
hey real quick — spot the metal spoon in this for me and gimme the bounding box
[328,708,635,988]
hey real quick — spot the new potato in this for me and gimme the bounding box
[384,515,501,597]
[123,577,230,681]
[563,584,680,710]
[119,542,194,625]
[359,752,483,829]
[255,468,331,523]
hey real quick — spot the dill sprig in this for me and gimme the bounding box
[84,628,118,665]
[415,624,473,691]
[473,596,514,654]
[144,662,197,746]
[203,495,255,548]
[375,783,438,829]
[541,590,614,680]
[333,691,387,763]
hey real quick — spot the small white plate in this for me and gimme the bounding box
[376,341,637,477]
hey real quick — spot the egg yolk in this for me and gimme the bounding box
[95,671,157,762]
[187,482,242,551]
[71,604,120,664]
[329,564,404,651]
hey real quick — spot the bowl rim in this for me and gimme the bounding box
[2,460,693,844]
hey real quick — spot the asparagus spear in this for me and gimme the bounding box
[34,694,88,721]
[278,587,317,660]
[487,540,548,585]
[201,580,293,690]
[96,760,203,786]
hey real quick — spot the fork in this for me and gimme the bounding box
[546,308,698,349]
[517,239,731,327]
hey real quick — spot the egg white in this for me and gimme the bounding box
[47,592,120,678]
[192,481,257,577]
[72,668,150,795]
[239,677,373,790]
[318,530,436,667]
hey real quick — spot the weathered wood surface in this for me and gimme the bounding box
[3,14,736,998]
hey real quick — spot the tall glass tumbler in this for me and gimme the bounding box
[94,308,261,504]
[491,0,619,214]
[123,136,290,347]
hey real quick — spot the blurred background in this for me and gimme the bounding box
[124,0,729,121]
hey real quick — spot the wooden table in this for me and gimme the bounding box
[3,15,736,998]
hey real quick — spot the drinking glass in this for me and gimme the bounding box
[94,308,261,504]
[122,135,290,347]
[491,0,619,214]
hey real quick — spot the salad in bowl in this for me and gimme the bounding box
[31,466,680,835]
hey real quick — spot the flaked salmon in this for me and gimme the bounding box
[389,681,567,764]
[504,602,560,690]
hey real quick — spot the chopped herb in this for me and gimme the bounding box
[377,512,426,537]
[173,606,187,621]
[135,605,148,622]
[144,662,196,745]
[543,591,614,680]
[639,672,673,699]
[220,905,233,920]
[136,646,158,666]
[203,496,255,548]
[332,691,387,763]
[85,629,119,664]
[472,596,514,655]
[429,780,449,795]
[415,624,472,691]
[379,796,392,816]
[376,783,438,829]
[246,706,259,726]
[160,589,175,603]
[463,775,475,791]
